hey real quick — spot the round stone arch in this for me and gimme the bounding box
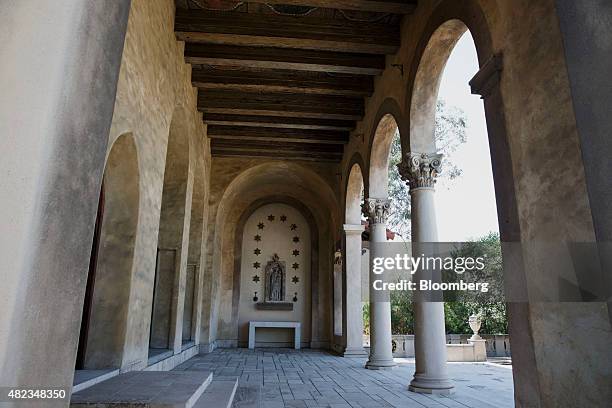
[404,1,535,403]
[150,105,193,353]
[344,153,366,225]
[404,1,520,257]
[367,98,408,199]
[210,162,340,348]
[404,0,494,153]
[82,132,140,369]
[232,196,319,347]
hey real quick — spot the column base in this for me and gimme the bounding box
[409,376,454,394]
[365,358,396,370]
[342,347,369,357]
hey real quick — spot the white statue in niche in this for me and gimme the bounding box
[265,253,285,302]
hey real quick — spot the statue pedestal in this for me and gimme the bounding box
[256,302,293,311]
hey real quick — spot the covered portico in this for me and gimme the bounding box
[1,0,611,407]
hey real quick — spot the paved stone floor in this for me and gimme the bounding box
[174,349,514,408]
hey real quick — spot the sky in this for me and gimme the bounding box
[434,32,500,241]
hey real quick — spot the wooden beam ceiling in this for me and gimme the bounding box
[192,66,373,96]
[175,9,400,54]
[208,125,348,144]
[185,43,385,75]
[211,139,344,162]
[203,114,355,131]
[176,2,410,161]
[240,0,417,14]
[198,90,364,120]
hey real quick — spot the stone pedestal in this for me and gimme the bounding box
[469,339,487,362]
[342,224,368,357]
[399,153,453,393]
[363,199,396,370]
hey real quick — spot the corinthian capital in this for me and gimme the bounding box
[362,198,391,225]
[397,152,443,189]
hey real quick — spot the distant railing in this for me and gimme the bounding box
[363,334,511,358]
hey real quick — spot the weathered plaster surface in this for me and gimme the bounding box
[201,159,340,350]
[0,0,131,399]
[103,0,210,371]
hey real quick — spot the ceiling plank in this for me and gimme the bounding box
[192,66,373,96]
[175,9,400,54]
[208,125,348,144]
[203,113,355,131]
[211,139,344,161]
[185,44,384,75]
[211,150,343,162]
[198,90,364,120]
[241,0,417,14]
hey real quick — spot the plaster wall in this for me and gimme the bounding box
[237,203,311,347]
[201,159,340,350]
[102,0,210,370]
[0,0,131,399]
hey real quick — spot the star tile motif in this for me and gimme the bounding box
[280,215,287,222]
[292,236,300,243]
[252,275,260,283]
[292,262,299,270]
[290,224,298,231]
[292,275,299,284]
[253,261,261,269]
[257,222,265,230]
[254,248,261,255]
[267,214,275,221]
[292,249,300,257]
[254,235,261,242]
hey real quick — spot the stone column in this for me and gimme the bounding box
[399,153,454,394]
[363,199,396,369]
[0,0,131,399]
[342,224,368,357]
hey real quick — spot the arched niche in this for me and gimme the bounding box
[209,162,339,348]
[182,147,206,344]
[81,132,140,369]
[150,107,191,354]
[235,200,315,347]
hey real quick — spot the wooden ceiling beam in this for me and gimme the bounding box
[208,125,348,144]
[191,66,373,96]
[198,90,364,120]
[185,44,385,75]
[211,150,343,162]
[203,113,355,131]
[175,9,400,54]
[241,0,417,14]
[211,139,344,161]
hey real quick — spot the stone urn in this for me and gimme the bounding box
[468,314,482,340]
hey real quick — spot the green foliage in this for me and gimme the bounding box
[362,303,370,335]
[386,100,468,239]
[391,289,414,334]
[444,233,508,334]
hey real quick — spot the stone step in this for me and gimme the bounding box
[70,370,212,408]
[193,379,239,408]
[72,368,120,393]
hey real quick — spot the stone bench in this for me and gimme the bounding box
[248,321,301,349]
